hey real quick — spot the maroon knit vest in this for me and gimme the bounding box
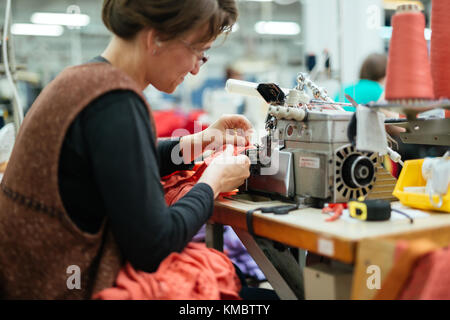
[0,62,155,299]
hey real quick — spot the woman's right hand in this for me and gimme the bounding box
[198,145,250,198]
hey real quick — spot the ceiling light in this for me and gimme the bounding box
[11,23,64,37]
[31,12,90,27]
[254,21,300,35]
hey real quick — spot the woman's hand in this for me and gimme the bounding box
[380,108,406,136]
[198,145,250,198]
[179,114,253,163]
[205,114,253,147]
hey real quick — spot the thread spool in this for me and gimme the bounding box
[430,0,450,100]
[225,79,260,99]
[384,4,434,102]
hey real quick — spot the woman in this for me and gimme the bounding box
[335,53,387,110]
[0,0,253,299]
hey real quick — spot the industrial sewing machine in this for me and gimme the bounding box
[226,74,402,207]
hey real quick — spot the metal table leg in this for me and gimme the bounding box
[233,228,305,300]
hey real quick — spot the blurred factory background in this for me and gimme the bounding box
[0,0,431,136]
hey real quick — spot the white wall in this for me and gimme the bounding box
[302,0,384,86]
[1,0,386,106]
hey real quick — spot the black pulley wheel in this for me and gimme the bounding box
[342,155,375,189]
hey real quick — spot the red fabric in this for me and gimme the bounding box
[93,242,241,300]
[162,167,202,205]
[398,246,450,300]
[161,145,250,205]
[153,110,208,138]
[185,110,209,134]
[94,145,250,300]
[322,203,345,222]
[153,110,187,138]
[374,239,450,300]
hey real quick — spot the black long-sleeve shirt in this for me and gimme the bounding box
[58,82,214,273]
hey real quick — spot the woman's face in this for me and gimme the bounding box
[148,29,213,94]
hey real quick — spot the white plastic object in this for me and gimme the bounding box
[268,106,306,121]
[0,123,15,163]
[286,89,310,105]
[285,107,306,121]
[387,147,404,166]
[225,79,260,99]
[422,155,450,208]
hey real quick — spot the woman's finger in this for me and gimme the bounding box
[221,114,253,131]
[224,133,247,146]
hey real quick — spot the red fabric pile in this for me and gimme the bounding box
[153,109,208,138]
[93,242,241,300]
[398,245,450,299]
[374,239,450,300]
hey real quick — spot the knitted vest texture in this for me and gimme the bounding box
[0,62,155,299]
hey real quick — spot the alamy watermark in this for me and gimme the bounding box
[366,264,381,290]
[66,265,81,290]
[366,4,381,30]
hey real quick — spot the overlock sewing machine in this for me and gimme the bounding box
[226,74,410,207]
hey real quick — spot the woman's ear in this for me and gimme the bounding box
[143,29,161,55]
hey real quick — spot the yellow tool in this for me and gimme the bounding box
[348,197,414,223]
[348,197,391,221]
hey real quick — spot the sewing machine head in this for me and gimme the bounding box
[227,74,382,207]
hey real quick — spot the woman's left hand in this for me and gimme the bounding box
[179,114,253,163]
[204,114,253,148]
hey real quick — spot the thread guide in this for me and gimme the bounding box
[367,99,450,118]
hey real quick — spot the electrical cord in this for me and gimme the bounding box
[2,0,24,130]
[392,208,414,224]
[387,146,404,166]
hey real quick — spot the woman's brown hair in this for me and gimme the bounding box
[359,53,387,82]
[102,0,238,43]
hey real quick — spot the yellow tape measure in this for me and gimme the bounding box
[348,197,391,221]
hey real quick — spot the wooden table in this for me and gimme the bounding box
[207,194,450,299]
